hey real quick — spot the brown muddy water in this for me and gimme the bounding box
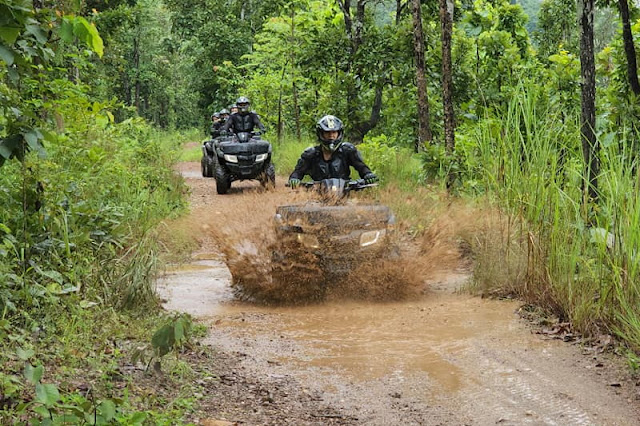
[157,162,640,425]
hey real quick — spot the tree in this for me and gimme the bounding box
[336,0,385,143]
[617,0,640,95]
[440,0,455,187]
[578,0,599,203]
[411,0,432,152]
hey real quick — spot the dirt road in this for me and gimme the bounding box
[158,162,640,425]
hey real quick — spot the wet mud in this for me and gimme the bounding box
[158,162,640,425]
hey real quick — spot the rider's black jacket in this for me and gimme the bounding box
[209,121,223,137]
[220,112,265,134]
[289,143,373,181]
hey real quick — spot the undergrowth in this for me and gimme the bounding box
[0,85,202,422]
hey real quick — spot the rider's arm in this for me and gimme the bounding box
[220,115,233,133]
[289,147,316,180]
[253,113,266,132]
[342,143,373,178]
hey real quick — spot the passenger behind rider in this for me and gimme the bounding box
[287,115,378,188]
[220,96,266,136]
[219,108,230,124]
[209,112,221,138]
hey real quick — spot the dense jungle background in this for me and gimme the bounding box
[2,0,640,423]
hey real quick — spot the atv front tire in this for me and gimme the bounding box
[215,165,231,194]
[261,163,276,188]
[201,156,216,178]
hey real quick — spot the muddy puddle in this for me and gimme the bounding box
[158,162,640,425]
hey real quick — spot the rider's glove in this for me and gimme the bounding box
[288,178,301,189]
[363,173,378,184]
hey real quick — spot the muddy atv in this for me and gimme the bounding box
[212,131,275,194]
[271,178,396,301]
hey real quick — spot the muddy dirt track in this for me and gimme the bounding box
[158,161,640,425]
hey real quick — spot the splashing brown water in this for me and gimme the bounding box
[184,178,467,305]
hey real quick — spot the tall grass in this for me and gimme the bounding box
[467,82,640,348]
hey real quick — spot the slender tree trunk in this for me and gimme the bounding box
[133,36,141,115]
[411,0,432,152]
[440,0,456,188]
[396,0,407,25]
[579,0,599,204]
[277,65,286,143]
[337,0,384,144]
[291,6,301,142]
[617,0,640,95]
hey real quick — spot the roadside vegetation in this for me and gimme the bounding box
[2,0,640,423]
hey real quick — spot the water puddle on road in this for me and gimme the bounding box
[158,261,521,395]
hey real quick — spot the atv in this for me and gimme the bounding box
[270,178,396,301]
[212,131,275,194]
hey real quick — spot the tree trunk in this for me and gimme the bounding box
[440,0,456,188]
[396,0,407,25]
[291,6,301,142]
[579,0,599,204]
[337,0,384,143]
[411,0,432,152]
[133,36,141,115]
[617,0,640,95]
[277,65,286,143]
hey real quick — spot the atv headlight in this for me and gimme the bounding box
[255,153,268,162]
[224,154,238,163]
[297,233,320,249]
[359,229,386,247]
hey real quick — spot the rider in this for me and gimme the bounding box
[221,96,266,135]
[288,115,378,188]
[219,108,230,123]
[209,112,221,137]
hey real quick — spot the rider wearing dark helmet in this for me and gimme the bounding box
[220,96,266,135]
[288,115,378,188]
[209,112,222,137]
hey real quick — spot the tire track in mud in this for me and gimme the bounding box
[161,162,640,425]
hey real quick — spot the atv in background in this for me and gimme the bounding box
[270,178,396,301]
[212,131,275,194]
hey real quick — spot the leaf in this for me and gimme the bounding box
[0,27,21,45]
[35,383,60,406]
[59,19,74,43]
[99,400,116,421]
[24,130,40,151]
[37,269,64,284]
[24,363,43,385]
[130,412,147,424]
[174,319,184,342]
[79,300,98,308]
[33,404,50,418]
[0,45,14,65]
[73,17,104,58]
[16,347,34,360]
[151,324,174,357]
[25,24,48,44]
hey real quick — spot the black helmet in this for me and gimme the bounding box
[236,96,250,114]
[316,115,344,152]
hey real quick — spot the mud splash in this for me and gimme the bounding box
[193,183,466,304]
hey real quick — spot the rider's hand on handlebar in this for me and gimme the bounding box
[288,178,301,189]
[363,173,378,184]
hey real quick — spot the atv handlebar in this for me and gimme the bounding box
[286,178,377,192]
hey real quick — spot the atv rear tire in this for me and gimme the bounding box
[215,165,231,194]
[261,163,276,188]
